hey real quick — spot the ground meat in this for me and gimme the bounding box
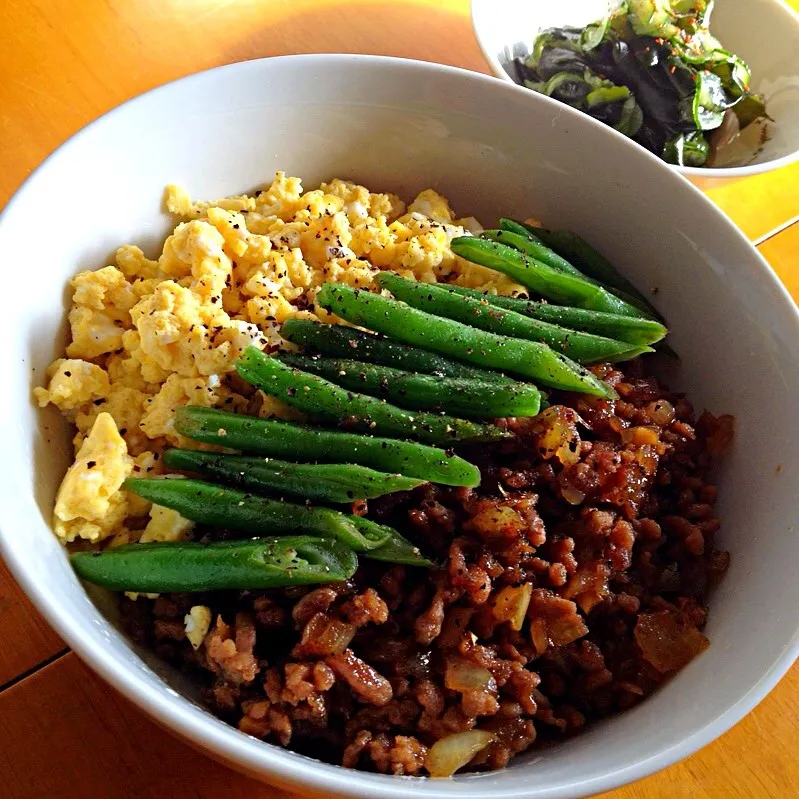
[461,688,500,718]
[282,662,334,705]
[341,729,373,768]
[120,361,730,776]
[203,614,258,686]
[291,587,339,628]
[370,734,428,775]
[328,649,394,707]
[340,588,389,627]
[238,700,293,745]
[341,731,427,774]
[414,587,447,645]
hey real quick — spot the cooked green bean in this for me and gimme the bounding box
[173,407,481,488]
[531,227,647,302]
[281,319,512,384]
[376,273,651,364]
[523,226,662,320]
[496,220,663,321]
[498,217,546,244]
[123,478,391,551]
[352,517,433,566]
[441,284,666,346]
[486,226,584,276]
[277,354,543,418]
[163,449,425,503]
[351,520,434,567]
[71,536,358,592]
[236,347,509,445]
[450,236,645,318]
[316,283,615,398]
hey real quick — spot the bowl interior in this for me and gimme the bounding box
[1,55,799,799]
[471,0,799,173]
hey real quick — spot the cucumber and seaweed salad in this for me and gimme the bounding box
[515,0,768,167]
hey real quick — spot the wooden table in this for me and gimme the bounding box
[1,1,797,796]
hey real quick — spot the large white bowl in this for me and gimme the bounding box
[1,54,799,799]
[471,0,799,181]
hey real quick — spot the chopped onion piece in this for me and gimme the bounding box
[634,610,709,673]
[646,399,675,426]
[296,612,356,657]
[560,486,585,506]
[490,584,532,631]
[468,505,525,538]
[445,658,496,692]
[563,564,611,614]
[425,730,496,778]
[621,425,660,446]
[532,407,582,466]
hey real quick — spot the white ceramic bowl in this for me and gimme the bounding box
[1,54,799,799]
[471,0,799,180]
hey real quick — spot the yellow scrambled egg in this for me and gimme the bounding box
[38,173,524,544]
[184,605,213,650]
[139,503,195,543]
[52,412,133,542]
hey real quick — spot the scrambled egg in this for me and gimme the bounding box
[34,359,109,411]
[139,503,195,543]
[38,173,524,543]
[184,605,213,650]
[53,413,134,542]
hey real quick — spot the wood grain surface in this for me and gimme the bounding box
[1,1,797,797]
[0,564,65,686]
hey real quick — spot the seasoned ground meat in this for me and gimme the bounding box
[119,360,731,775]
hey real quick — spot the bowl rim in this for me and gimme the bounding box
[1,52,799,799]
[469,0,799,179]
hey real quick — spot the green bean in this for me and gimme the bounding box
[486,226,584,276]
[494,222,669,349]
[440,284,666,346]
[71,536,359,592]
[523,226,663,320]
[498,217,546,244]
[281,319,512,384]
[450,236,645,318]
[123,477,391,551]
[236,347,509,445]
[316,284,615,398]
[277,354,543,418]
[496,221,662,321]
[496,220,620,289]
[348,517,432,567]
[531,227,647,302]
[376,273,651,364]
[173,407,481,488]
[365,533,434,567]
[163,449,425,503]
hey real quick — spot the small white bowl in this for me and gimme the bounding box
[1,54,799,799]
[471,0,799,180]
